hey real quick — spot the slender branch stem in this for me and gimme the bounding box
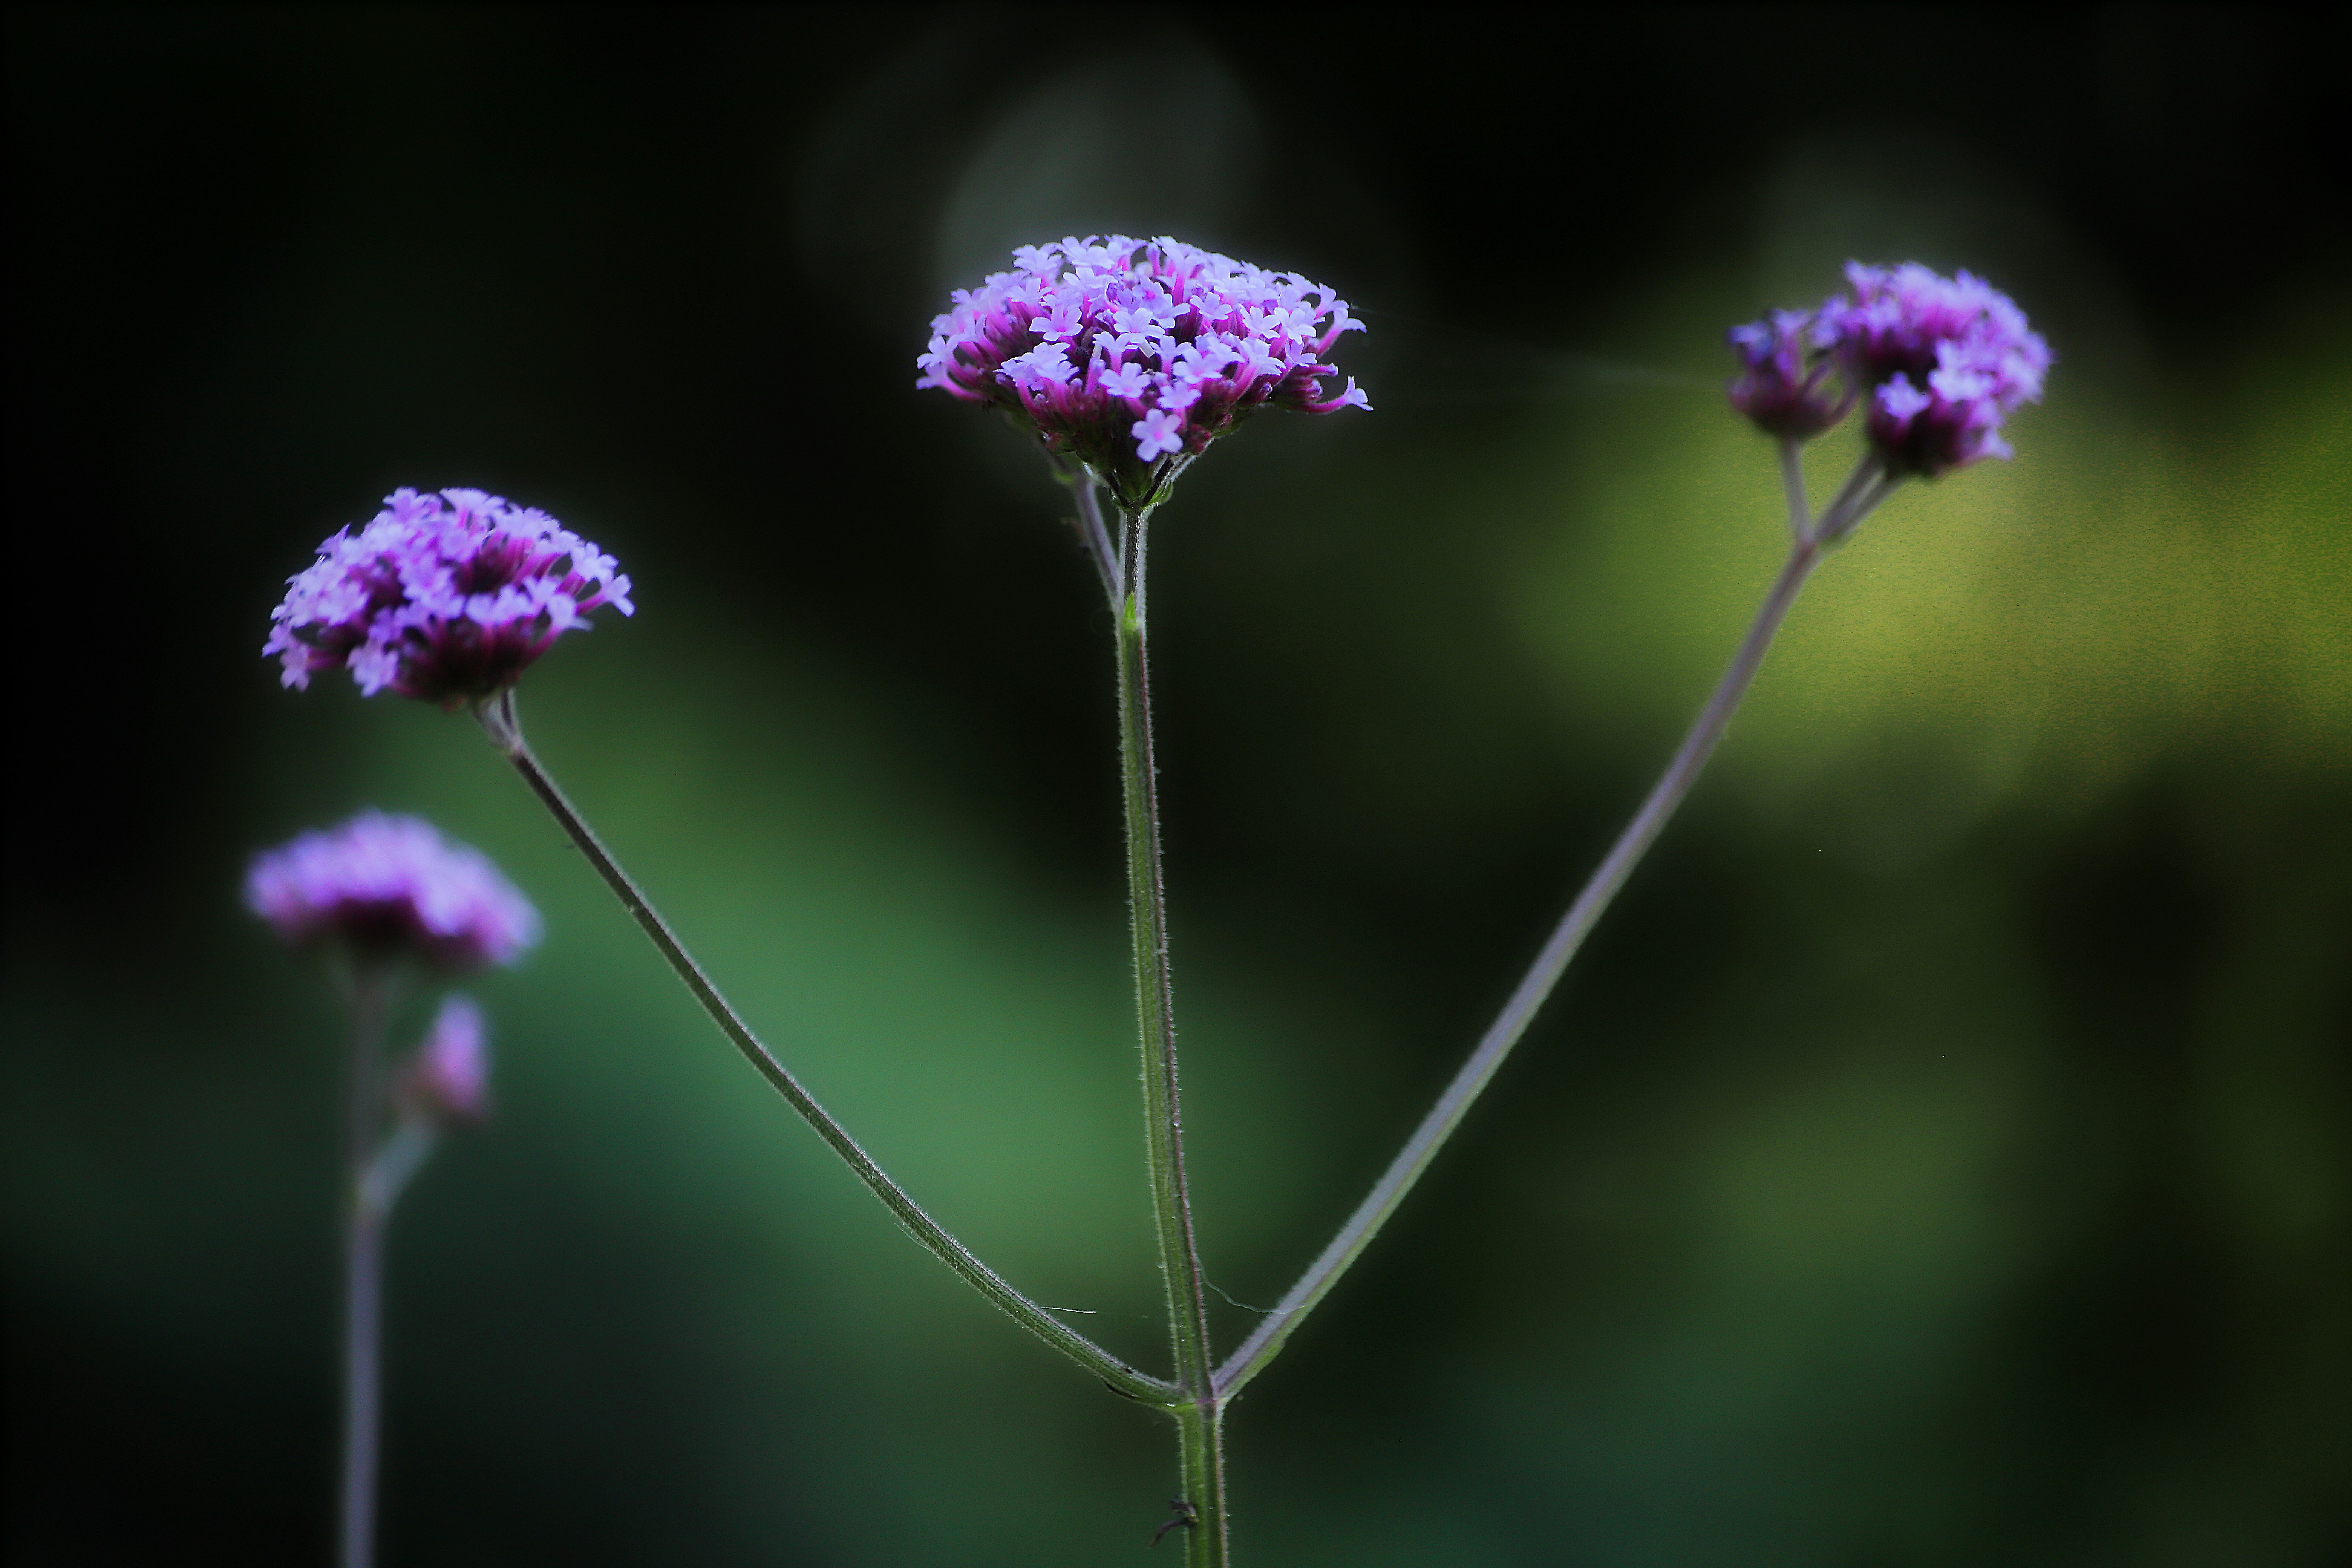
[1047,449,1123,608]
[1112,506,1228,1566]
[338,972,392,1568]
[1819,464,1900,547]
[360,1120,439,1217]
[474,688,1174,1404]
[1216,456,1899,1400]
[1778,439,1810,540]
[1075,473,1123,611]
[1810,452,1882,545]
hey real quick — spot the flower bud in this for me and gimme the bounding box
[1726,305,1850,441]
[402,995,492,1123]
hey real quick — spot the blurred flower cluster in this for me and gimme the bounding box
[245,810,540,971]
[1729,262,2052,476]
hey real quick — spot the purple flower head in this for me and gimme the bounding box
[1823,262,2052,478]
[917,236,1370,510]
[1725,305,1850,441]
[403,995,492,1122]
[266,488,634,704]
[246,811,541,972]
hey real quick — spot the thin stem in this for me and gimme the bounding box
[1047,448,1122,608]
[1820,462,1900,546]
[1218,504,1857,1400]
[1810,452,1882,545]
[1778,439,1810,540]
[473,689,1172,1404]
[1075,472,1123,610]
[360,1120,439,1217]
[1111,506,1227,1564]
[338,972,392,1568]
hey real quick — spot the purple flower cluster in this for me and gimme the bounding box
[1841,263,2051,476]
[918,236,1370,508]
[404,995,492,1121]
[266,488,633,703]
[247,811,541,971]
[1727,262,2051,477]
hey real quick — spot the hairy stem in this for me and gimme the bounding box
[1076,471,1124,609]
[1216,458,1897,1400]
[1113,507,1227,1565]
[474,688,1173,1404]
[1171,1403,1230,1566]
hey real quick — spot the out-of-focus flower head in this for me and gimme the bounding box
[1823,262,2052,477]
[1725,305,1850,441]
[403,995,492,1122]
[917,236,1370,510]
[266,488,633,703]
[246,811,540,972]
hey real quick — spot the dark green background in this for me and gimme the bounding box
[6,7,2346,1564]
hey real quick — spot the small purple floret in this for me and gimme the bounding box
[246,811,541,971]
[917,235,1370,508]
[406,995,492,1121]
[1726,305,1849,440]
[266,488,633,703]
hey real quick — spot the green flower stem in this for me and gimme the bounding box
[475,688,1174,1405]
[1215,456,1894,1401]
[1173,1402,1229,1563]
[1112,505,1227,1566]
[338,972,392,1568]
